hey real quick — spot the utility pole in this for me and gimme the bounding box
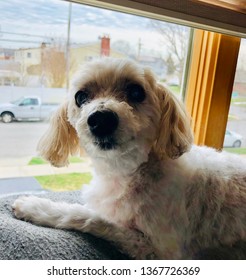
[66,2,72,93]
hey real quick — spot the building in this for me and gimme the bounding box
[70,35,126,74]
[14,43,46,74]
[0,48,15,61]
[11,36,126,87]
[0,49,20,85]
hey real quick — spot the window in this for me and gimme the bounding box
[0,0,191,194]
[0,0,244,195]
[20,98,38,106]
[223,38,246,153]
[185,30,241,150]
[20,98,32,106]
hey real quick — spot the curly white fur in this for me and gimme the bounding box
[13,58,246,259]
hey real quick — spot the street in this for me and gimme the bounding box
[0,110,245,167]
[227,105,246,147]
[0,121,49,165]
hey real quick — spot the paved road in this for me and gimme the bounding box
[227,105,246,147]
[0,121,49,165]
[0,106,245,167]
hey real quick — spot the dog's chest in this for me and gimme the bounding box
[83,175,141,225]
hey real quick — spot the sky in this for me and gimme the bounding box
[0,0,177,56]
[1,0,244,63]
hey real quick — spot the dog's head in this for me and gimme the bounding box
[38,58,193,170]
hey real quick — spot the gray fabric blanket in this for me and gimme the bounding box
[1,191,245,260]
[0,191,128,260]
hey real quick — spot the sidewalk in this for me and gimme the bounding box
[0,161,93,179]
[0,158,93,196]
[1,153,245,179]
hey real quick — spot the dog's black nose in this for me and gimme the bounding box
[87,110,119,138]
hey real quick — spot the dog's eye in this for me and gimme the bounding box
[75,90,88,107]
[126,84,146,103]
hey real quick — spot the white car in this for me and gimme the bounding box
[223,129,243,148]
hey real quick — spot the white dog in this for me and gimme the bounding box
[13,58,246,259]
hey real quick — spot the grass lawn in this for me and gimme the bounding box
[29,156,84,165]
[231,97,246,107]
[231,97,246,103]
[35,172,92,191]
[167,85,181,95]
[228,114,239,121]
[223,147,246,155]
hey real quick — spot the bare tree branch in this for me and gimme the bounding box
[150,20,189,86]
[41,41,66,88]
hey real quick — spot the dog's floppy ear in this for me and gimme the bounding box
[37,102,80,167]
[155,85,193,159]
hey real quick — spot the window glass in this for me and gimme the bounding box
[223,38,246,154]
[21,98,32,106]
[0,0,190,194]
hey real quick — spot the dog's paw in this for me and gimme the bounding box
[12,196,35,220]
[12,195,49,223]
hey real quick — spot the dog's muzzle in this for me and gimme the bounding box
[87,110,119,150]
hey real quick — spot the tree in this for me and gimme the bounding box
[150,20,189,86]
[41,43,66,88]
[166,53,176,75]
[111,40,134,56]
[4,62,22,86]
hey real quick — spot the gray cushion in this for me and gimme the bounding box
[1,191,245,260]
[0,191,128,260]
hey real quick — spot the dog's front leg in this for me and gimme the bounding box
[13,196,157,259]
[12,196,90,228]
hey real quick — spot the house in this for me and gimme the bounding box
[14,43,46,74]
[0,52,21,86]
[11,37,126,87]
[70,36,126,74]
[0,48,15,61]
[132,55,167,80]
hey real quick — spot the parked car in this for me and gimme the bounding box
[223,129,243,148]
[0,96,58,123]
